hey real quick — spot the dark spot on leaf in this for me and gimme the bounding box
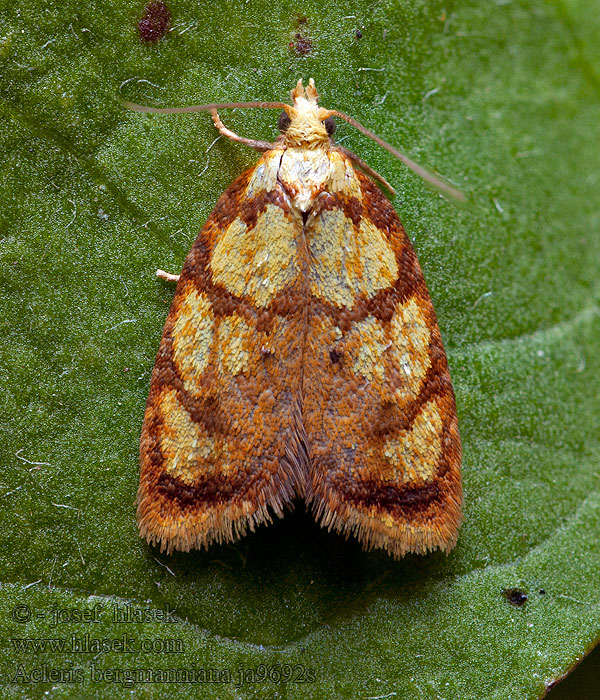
[289,16,312,55]
[138,1,171,43]
[289,32,313,55]
[502,588,528,607]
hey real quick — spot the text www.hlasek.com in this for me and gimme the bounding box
[11,633,183,654]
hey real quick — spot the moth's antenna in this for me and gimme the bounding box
[123,101,290,114]
[330,110,466,202]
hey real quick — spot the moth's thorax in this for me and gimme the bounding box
[278,146,332,212]
[250,146,362,213]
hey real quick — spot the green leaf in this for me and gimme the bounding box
[1,0,599,698]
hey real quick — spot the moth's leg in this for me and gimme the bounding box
[333,144,396,197]
[210,109,274,152]
[156,269,180,283]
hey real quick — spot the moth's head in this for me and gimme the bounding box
[278,78,335,149]
[122,78,465,201]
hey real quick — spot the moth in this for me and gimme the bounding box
[128,79,463,558]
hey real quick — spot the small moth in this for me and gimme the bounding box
[128,79,463,558]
